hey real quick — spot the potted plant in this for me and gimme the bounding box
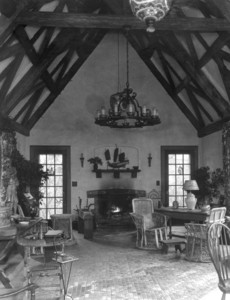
[11,149,49,217]
[88,156,103,171]
[192,166,225,209]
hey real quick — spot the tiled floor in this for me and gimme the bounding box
[65,227,218,300]
[0,227,220,300]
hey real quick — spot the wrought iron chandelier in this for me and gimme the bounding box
[129,0,172,32]
[95,37,160,129]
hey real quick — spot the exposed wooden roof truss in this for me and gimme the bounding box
[0,0,230,137]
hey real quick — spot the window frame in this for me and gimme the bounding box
[30,146,71,217]
[161,146,198,207]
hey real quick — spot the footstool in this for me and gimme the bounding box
[160,238,186,254]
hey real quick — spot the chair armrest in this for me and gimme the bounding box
[130,213,144,228]
[152,212,168,227]
[0,283,38,298]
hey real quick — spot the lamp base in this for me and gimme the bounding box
[185,193,197,210]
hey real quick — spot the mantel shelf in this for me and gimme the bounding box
[92,168,141,178]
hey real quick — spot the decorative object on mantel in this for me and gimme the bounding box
[106,146,129,169]
[95,33,160,128]
[92,146,140,178]
[183,180,199,210]
[148,153,152,167]
[88,156,103,171]
[80,153,84,168]
[129,0,172,33]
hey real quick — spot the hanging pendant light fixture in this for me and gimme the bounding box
[129,0,172,32]
[95,34,161,129]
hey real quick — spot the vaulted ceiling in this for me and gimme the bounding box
[1,0,230,137]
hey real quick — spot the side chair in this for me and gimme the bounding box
[207,222,230,300]
[184,207,226,262]
[130,198,168,250]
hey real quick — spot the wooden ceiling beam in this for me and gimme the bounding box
[14,26,56,93]
[25,29,107,129]
[198,117,230,137]
[160,32,230,117]
[0,114,30,136]
[209,0,230,22]
[186,87,205,127]
[127,33,201,131]
[14,12,230,31]
[3,29,79,115]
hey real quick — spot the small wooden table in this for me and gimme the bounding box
[155,207,210,238]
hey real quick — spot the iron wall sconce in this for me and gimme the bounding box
[80,153,84,168]
[148,153,152,167]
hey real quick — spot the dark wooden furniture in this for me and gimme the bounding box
[155,207,210,238]
[93,168,141,178]
[160,238,186,254]
[78,210,94,239]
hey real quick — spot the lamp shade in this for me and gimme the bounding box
[183,180,199,191]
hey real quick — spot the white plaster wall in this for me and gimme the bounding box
[200,131,223,170]
[16,33,213,212]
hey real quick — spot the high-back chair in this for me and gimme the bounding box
[207,222,230,300]
[185,207,226,262]
[130,198,167,250]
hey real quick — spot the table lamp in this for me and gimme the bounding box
[183,180,199,210]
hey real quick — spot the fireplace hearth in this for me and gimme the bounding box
[87,189,146,227]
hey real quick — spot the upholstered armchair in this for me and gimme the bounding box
[184,207,226,262]
[130,198,168,250]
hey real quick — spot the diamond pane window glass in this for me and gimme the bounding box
[168,153,192,207]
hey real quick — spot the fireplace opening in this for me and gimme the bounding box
[87,189,146,227]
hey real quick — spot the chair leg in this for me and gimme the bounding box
[155,229,161,249]
[221,292,226,300]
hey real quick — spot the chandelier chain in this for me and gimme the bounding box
[126,38,129,89]
[117,33,120,92]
